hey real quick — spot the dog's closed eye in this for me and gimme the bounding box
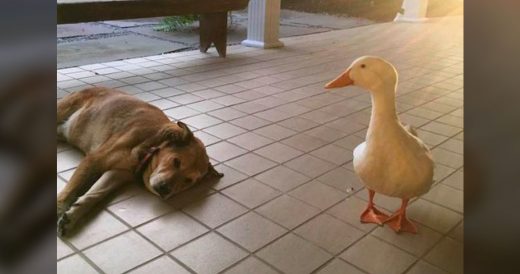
[173,158,181,169]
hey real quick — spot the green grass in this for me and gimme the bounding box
[154,15,199,32]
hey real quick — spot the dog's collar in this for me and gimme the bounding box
[135,146,160,177]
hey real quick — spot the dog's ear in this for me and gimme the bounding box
[176,121,193,142]
[207,162,224,178]
[156,122,193,145]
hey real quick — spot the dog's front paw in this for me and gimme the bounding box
[57,213,70,237]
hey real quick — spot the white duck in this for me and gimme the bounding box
[325,56,434,233]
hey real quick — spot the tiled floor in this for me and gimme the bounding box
[57,16,463,274]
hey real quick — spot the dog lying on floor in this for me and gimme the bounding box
[57,87,222,236]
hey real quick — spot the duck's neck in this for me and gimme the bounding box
[367,85,399,138]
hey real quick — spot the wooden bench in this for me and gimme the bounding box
[57,0,250,57]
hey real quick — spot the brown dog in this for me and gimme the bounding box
[57,87,221,236]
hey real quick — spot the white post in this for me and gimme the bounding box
[394,0,429,22]
[242,0,284,48]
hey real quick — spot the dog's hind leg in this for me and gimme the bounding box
[58,169,132,236]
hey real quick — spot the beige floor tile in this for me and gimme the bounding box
[57,238,74,260]
[325,117,367,135]
[163,106,200,120]
[223,256,279,274]
[58,254,98,274]
[421,121,462,137]
[208,107,247,121]
[183,114,222,129]
[187,100,224,113]
[57,149,83,173]
[432,148,463,169]
[256,195,320,229]
[206,141,247,162]
[254,124,297,140]
[300,110,339,124]
[289,181,345,210]
[406,107,443,120]
[166,183,215,209]
[436,114,463,128]
[183,193,247,228]
[171,232,248,274]
[108,193,173,227]
[334,135,365,150]
[449,221,463,242]
[137,211,208,251]
[211,164,248,190]
[211,95,246,106]
[416,129,449,147]
[257,233,332,274]
[204,122,247,139]
[278,117,319,132]
[433,164,457,182]
[310,144,353,165]
[317,167,364,193]
[150,87,184,98]
[128,256,190,274]
[225,153,277,176]
[148,98,179,110]
[217,212,287,252]
[254,165,310,192]
[295,214,364,254]
[327,196,380,232]
[316,259,365,274]
[222,178,281,208]
[341,235,416,274]
[304,126,349,142]
[254,142,304,163]
[399,113,431,128]
[406,260,448,274]
[84,231,161,274]
[193,131,221,146]
[424,237,463,274]
[438,138,463,154]
[407,199,462,233]
[423,184,463,213]
[169,93,204,105]
[254,108,293,122]
[281,134,328,152]
[66,210,128,250]
[372,223,442,257]
[228,132,274,151]
[284,154,336,178]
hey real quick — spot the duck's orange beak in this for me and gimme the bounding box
[324,68,353,90]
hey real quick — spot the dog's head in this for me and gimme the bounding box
[140,121,222,199]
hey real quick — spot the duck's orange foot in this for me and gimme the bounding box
[384,213,417,234]
[360,206,389,225]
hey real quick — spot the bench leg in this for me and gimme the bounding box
[199,12,227,57]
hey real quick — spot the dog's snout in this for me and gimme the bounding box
[154,182,170,197]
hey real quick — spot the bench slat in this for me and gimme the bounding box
[57,0,249,24]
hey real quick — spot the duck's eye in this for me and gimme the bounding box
[361,64,366,68]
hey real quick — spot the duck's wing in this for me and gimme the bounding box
[403,124,418,137]
[402,123,431,153]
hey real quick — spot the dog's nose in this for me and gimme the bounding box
[154,182,170,197]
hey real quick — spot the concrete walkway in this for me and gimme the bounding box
[58,16,463,274]
[58,10,374,68]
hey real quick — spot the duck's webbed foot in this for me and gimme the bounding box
[360,189,388,225]
[383,198,417,234]
[360,205,389,225]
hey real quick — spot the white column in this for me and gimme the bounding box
[394,0,429,22]
[242,0,284,48]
